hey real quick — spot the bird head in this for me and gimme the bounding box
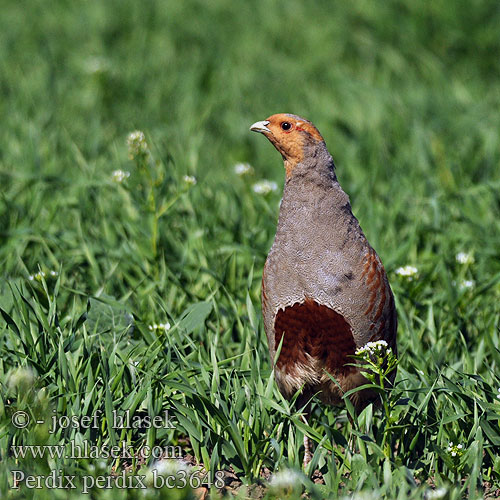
[250,113,328,179]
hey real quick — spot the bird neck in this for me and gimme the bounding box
[280,148,351,217]
[277,170,353,244]
[284,149,337,192]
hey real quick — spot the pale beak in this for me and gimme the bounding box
[250,120,271,134]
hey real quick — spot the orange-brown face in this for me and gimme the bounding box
[250,113,324,177]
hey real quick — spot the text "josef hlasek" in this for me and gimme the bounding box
[49,410,175,434]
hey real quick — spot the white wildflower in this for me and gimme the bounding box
[497,388,500,400]
[252,180,278,195]
[269,468,302,491]
[426,487,447,500]
[153,459,190,476]
[234,162,253,176]
[29,271,46,281]
[183,175,197,185]
[459,279,474,290]
[395,265,418,279]
[355,340,391,356]
[111,169,131,183]
[447,441,463,457]
[145,459,191,487]
[148,323,171,332]
[49,270,59,277]
[127,131,148,160]
[456,252,474,265]
[83,56,109,75]
[7,367,36,392]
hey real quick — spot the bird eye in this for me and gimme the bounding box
[281,121,292,131]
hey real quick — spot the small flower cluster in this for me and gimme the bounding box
[355,340,391,357]
[29,270,58,281]
[497,388,500,400]
[111,169,130,183]
[8,367,36,392]
[148,322,171,332]
[83,56,109,75]
[459,279,474,290]
[354,340,397,381]
[426,487,448,500]
[395,265,418,280]
[233,162,253,176]
[145,459,191,488]
[150,458,191,476]
[268,468,302,493]
[252,180,278,195]
[127,131,149,160]
[456,252,474,265]
[447,441,463,457]
[451,279,475,290]
[182,175,197,185]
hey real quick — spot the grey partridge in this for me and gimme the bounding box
[250,113,397,413]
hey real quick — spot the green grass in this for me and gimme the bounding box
[1,0,500,498]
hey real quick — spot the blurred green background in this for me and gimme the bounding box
[1,0,500,498]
